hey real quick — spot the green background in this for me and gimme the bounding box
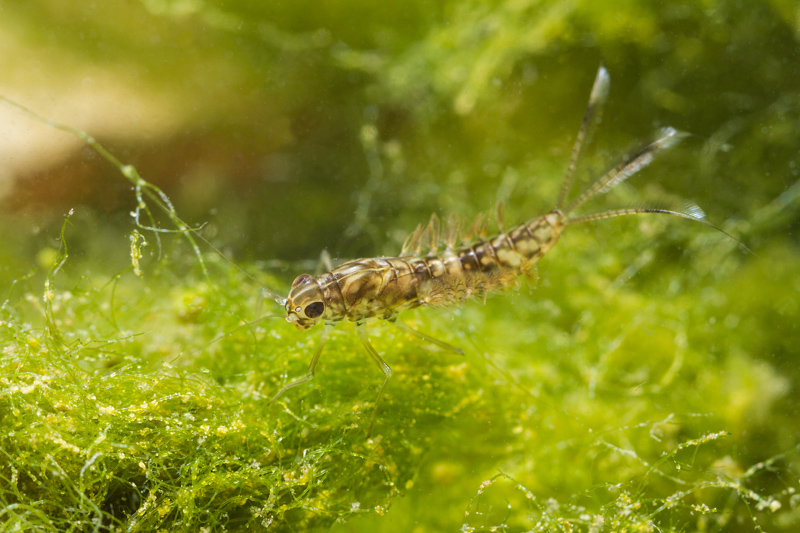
[1,1,799,531]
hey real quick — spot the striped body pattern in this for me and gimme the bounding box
[285,212,563,330]
[273,66,734,435]
[0,67,737,438]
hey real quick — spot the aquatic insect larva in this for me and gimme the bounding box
[265,66,740,436]
[0,68,737,438]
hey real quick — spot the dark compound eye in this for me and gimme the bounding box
[304,301,324,318]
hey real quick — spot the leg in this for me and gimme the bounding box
[269,323,333,403]
[356,325,392,438]
[391,319,464,355]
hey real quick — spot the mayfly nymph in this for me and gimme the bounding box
[266,66,737,436]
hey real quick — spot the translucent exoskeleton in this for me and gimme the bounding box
[0,68,744,439]
[264,66,742,437]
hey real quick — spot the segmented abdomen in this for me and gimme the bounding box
[317,211,565,323]
[461,211,563,273]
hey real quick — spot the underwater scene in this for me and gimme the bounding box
[1,1,799,531]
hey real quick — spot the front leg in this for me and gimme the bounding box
[356,324,392,438]
[390,318,464,355]
[269,323,334,403]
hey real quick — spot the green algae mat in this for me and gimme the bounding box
[1,2,799,531]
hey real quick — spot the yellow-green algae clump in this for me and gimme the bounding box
[1,1,800,532]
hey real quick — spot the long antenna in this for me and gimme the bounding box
[170,313,285,364]
[192,230,287,306]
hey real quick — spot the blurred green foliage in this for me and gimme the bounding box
[1,0,799,531]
